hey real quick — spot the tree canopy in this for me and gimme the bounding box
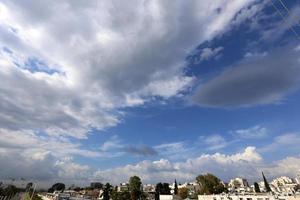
[174,179,178,195]
[111,190,131,200]
[196,173,226,195]
[178,187,188,199]
[155,182,171,200]
[102,183,112,200]
[129,176,142,200]
[48,183,65,193]
[254,182,261,193]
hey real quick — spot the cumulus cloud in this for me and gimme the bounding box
[0,0,279,185]
[0,0,257,139]
[0,128,104,158]
[192,45,300,107]
[1,138,299,187]
[263,156,300,178]
[94,146,300,184]
[260,133,300,153]
[0,149,92,188]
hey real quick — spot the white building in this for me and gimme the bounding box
[160,195,181,200]
[228,178,250,193]
[271,176,297,194]
[295,174,300,185]
[178,182,200,195]
[198,194,300,200]
[143,184,155,193]
[117,182,129,192]
[258,181,267,192]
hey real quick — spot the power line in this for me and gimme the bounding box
[277,0,300,28]
[270,0,300,39]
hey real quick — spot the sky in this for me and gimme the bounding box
[0,0,300,188]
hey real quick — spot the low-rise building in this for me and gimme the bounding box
[271,176,298,194]
[117,182,129,192]
[160,195,181,200]
[228,178,251,193]
[295,174,300,185]
[198,194,300,200]
[178,182,200,197]
[143,184,155,193]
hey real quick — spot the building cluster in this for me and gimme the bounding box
[41,173,300,200]
[227,174,300,195]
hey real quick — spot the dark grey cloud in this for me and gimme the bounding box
[123,145,158,156]
[192,45,300,108]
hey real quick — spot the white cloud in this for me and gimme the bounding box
[1,139,299,187]
[0,0,257,139]
[260,133,300,153]
[199,134,228,150]
[261,4,300,41]
[0,128,103,158]
[0,0,277,185]
[100,135,123,152]
[234,125,268,139]
[199,47,224,62]
[263,156,300,178]
[94,146,299,184]
[154,142,191,160]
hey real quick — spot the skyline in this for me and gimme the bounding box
[0,0,300,187]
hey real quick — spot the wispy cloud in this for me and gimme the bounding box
[233,125,269,139]
[199,134,228,151]
[260,133,300,153]
[123,146,158,156]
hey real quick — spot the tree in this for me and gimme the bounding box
[196,173,226,195]
[174,179,178,195]
[178,187,188,199]
[2,185,19,198]
[162,183,171,195]
[155,183,162,200]
[91,182,103,189]
[111,190,131,200]
[48,183,65,193]
[74,187,81,192]
[102,183,112,200]
[262,172,271,192]
[129,176,142,200]
[25,182,33,192]
[24,191,42,200]
[155,182,171,200]
[254,182,260,193]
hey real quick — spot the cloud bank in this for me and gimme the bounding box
[192,45,300,108]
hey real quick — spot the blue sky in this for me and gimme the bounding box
[0,0,300,187]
